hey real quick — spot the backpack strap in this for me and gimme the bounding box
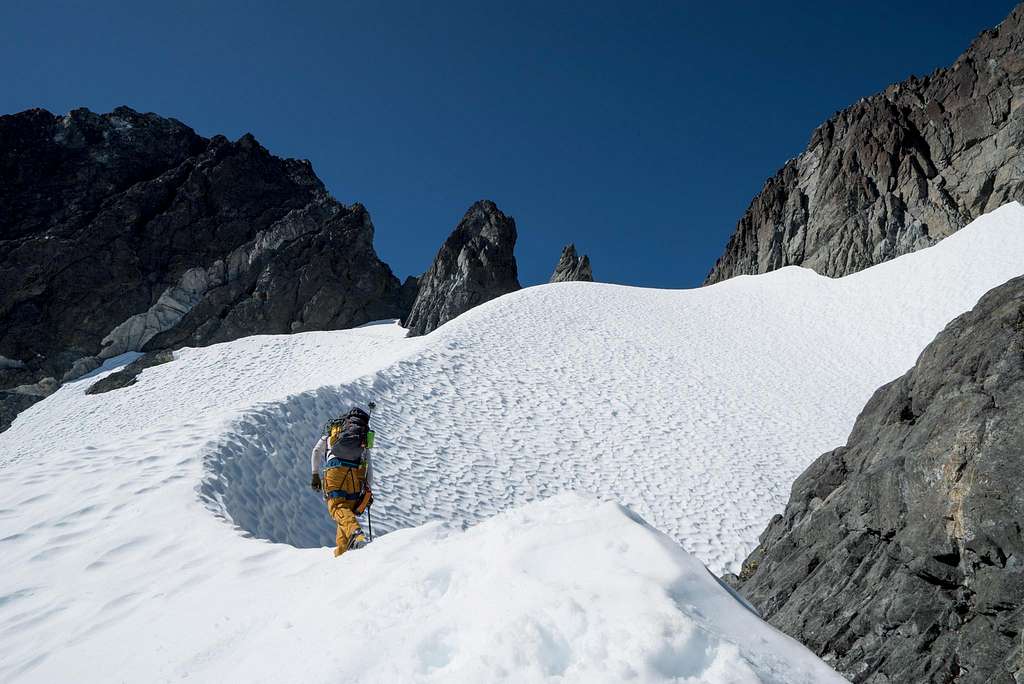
[324,456,363,470]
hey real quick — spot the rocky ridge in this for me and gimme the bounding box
[726,275,1024,683]
[403,200,520,336]
[706,4,1024,283]
[0,107,409,430]
[548,243,593,283]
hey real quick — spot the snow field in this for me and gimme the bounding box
[212,203,1024,572]
[2,202,1024,681]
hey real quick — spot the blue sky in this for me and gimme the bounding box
[2,1,1016,287]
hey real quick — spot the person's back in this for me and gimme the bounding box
[309,406,374,556]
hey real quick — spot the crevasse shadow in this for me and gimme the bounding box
[198,381,376,548]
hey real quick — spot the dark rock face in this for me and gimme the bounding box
[0,106,409,431]
[728,276,1024,683]
[548,244,593,283]
[403,200,520,336]
[0,392,45,435]
[706,4,1024,284]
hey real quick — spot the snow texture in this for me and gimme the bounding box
[2,203,1024,681]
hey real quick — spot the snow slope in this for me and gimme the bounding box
[2,203,1024,681]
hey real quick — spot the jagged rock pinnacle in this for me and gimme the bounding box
[549,244,593,283]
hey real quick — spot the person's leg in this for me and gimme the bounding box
[327,499,366,556]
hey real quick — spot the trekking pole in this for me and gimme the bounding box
[367,400,376,541]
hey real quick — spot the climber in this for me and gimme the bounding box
[309,405,375,556]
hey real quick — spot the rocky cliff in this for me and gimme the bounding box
[706,4,1024,284]
[548,243,593,283]
[403,200,520,337]
[0,106,410,430]
[727,275,1024,683]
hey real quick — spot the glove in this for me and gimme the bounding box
[355,488,374,515]
[311,472,322,492]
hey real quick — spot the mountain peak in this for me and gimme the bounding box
[705,3,1024,284]
[403,199,520,336]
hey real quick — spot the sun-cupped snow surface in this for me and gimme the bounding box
[214,201,1024,573]
[2,202,1024,681]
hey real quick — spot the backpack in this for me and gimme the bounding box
[322,407,373,509]
[326,407,371,459]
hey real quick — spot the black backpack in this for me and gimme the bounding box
[326,408,370,459]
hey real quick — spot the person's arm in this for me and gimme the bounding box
[310,436,326,474]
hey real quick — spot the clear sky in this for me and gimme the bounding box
[2,1,1016,287]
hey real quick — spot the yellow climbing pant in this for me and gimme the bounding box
[323,455,367,557]
[327,498,365,557]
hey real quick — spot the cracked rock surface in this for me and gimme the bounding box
[0,106,409,430]
[726,275,1024,683]
[707,4,1024,283]
[403,200,520,337]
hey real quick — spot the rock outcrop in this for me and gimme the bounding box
[727,275,1024,683]
[85,351,176,395]
[706,4,1024,284]
[0,106,410,431]
[548,244,593,283]
[403,200,520,336]
[0,391,50,436]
